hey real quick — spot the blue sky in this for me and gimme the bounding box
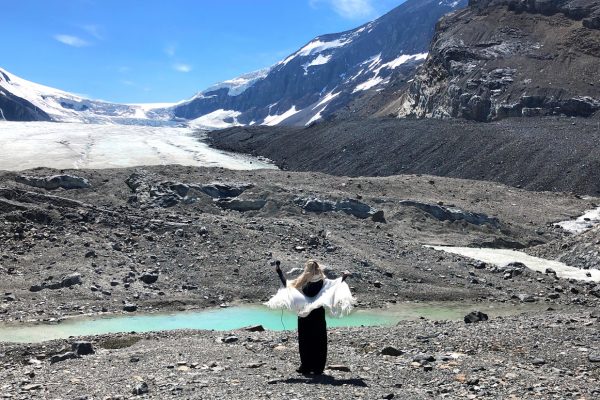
[3,0,403,104]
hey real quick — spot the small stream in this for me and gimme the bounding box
[0,302,547,344]
[429,246,600,282]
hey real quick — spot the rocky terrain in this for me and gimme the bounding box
[391,0,600,121]
[1,165,595,323]
[209,117,600,195]
[529,224,600,271]
[1,311,600,399]
[1,166,600,398]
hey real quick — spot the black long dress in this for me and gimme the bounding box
[277,270,346,374]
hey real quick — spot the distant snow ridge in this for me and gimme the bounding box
[199,68,272,97]
[0,67,173,125]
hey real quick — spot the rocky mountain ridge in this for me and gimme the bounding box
[172,0,467,128]
[392,0,600,121]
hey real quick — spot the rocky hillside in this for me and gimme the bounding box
[208,117,600,195]
[393,0,600,121]
[172,0,467,128]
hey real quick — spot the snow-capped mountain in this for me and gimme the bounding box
[0,67,173,125]
[173,0,467,128]
[0,0,466,128]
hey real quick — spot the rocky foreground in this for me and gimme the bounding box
[1,311,600,399]
[1,165,600,398]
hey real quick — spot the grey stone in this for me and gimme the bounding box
[132,382,149,395]
[399,200,499,227]
[50,352,78,364]
[223,336,239,343]
[214,198,267,212]
[72,341,95,356]
[199,182,253,199]
[464,311,489,323]
[140,272,159,285]
[123,303,138,312]
[61,273,82,288]
[16,174,91,190]
[381,346,403,357]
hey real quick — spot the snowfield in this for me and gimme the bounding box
[0,122,276,171]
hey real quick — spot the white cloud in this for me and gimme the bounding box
[310,0,375,19]
[173,63,192,73]
[82,24,103,40]
[165,44,176,57]
[54,34,90,47]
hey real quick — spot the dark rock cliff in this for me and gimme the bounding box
[396,0,600,121]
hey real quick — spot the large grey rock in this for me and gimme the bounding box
[295,197,385,222]
[16,175,91,190]
[199,182,253,199]
[61,273,82,288]
[72,341,95,356]
[140,272,159,285]
[400,200,500,227]
[50,352,78,364]
[132,382,149,395]
[464,311,489,323]
[214,198,266,212]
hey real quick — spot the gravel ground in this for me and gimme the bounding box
[208,117,600,195]
[1,310,600,399]
[2,165,600,398]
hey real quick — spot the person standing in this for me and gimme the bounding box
[271,260,352,375]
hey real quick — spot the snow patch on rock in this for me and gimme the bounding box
[189,109,242,130]
[263,106,300,126]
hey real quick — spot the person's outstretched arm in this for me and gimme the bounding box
[275,261,286,286]
[342,270,351,282]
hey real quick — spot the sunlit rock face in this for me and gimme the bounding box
[396,0,600,122]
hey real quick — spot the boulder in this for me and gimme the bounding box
[61,273,82,288]
[16,175,91,190]
[123,303,138,312]
[50,352,78,364]
[399,200,499,227]
[214,198,266,212]
[140,272,159,285]
[132,382,149,395]
[464,311,489,323]
[244,325,265,332]
[381,346,403,356]
[199,182,253,199]
[72,341,95,356]
[295,197,385,222]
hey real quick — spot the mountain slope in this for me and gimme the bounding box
[0,67,173,125]
[393,0,600,121]
[173,0,467,128]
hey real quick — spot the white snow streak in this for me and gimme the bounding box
[189,109,242,130]
[281,38,352,65]
[429,246,600,282]
[556,207,600,234]
[263,106,299,126]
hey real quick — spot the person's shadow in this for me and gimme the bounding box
[277,374,368,387]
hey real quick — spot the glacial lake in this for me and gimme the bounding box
[0,302,548,344]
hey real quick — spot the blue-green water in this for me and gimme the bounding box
[0,303,546,343]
